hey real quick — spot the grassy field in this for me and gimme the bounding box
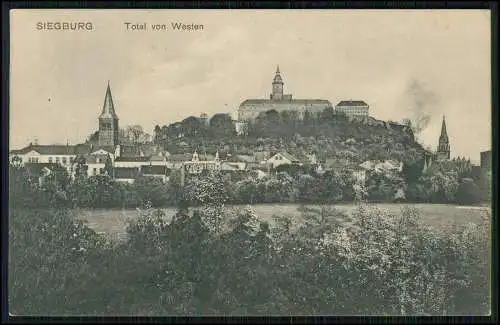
[74,203,491,241]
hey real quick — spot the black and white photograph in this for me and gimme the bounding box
[7,9,493,316]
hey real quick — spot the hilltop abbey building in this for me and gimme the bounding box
[237,66,333,121]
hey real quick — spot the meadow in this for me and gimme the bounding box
[76,203,491,241]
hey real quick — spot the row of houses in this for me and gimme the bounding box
[10,142,405,185]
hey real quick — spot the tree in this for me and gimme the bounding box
[365,171,398,202]
[264,109,280,123]
[209,113,236,138]
[182,116,203,137]
[321,107,335,121]
[123,125,151,145]
[303,110,312,124]
[455,178,483,205]
[154,125,161,144]
[234,179,260,204]
[104,154,113,177]
[168,122,184,139]
[10,155,22,168]
[73,156,88,179]
[87,131,99,143]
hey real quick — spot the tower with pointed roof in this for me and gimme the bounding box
[270,65,284,100]
[98,81,119,148]
[436,115,450,161]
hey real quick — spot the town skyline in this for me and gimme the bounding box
[10,10,491,162]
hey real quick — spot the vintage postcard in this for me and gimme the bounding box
[8,9,492,316]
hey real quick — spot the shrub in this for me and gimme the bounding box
[9,207,106,315]
[10,201,490,316]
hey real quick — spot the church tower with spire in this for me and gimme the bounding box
[436,115,450,161]
[270,65,284,100]
[98,81,119,148]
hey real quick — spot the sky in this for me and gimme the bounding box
[10,9,491,163]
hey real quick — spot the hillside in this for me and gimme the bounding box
[157,111,426,168]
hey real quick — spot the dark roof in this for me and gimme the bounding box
[10,145,74,155]
[141,165,170,175]
[99,82,118,119]
[89,145,114,154]
[229,155,255,163]
[336,100,369,107]
[200,154,215,161]
[295,152,315,163]
[10,144,96,156]
[114,156,151,162]
[240,99,332,107]
[216,152,228,160]
[82,154,109,164]
[168,153,193,162]
[114,167,139,178]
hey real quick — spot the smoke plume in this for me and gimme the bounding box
[404,79,439,135]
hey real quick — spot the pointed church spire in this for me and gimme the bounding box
[440,115,448,138]
[437,114,450,160]
[100,81,118,119]
[273,64,283,84]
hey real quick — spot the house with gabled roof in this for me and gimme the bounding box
[83,154,110,177]
[266,151,302,169]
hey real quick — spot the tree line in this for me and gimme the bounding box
[9,156,491,211]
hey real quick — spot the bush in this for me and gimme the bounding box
[455,178,484,205]
[9,207,106,315]
[10,202,490,316]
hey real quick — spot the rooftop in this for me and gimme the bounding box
[141,165,171,175]
[240,99,332,107]
[115,156,151,162]
[10,144,92,156]
[336,100,369,107]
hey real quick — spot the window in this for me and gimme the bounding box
[99,168,104,174]
[56,157,60,163]
[93,168,97,175]
[62,157,67,164]
[48,157,53,163]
